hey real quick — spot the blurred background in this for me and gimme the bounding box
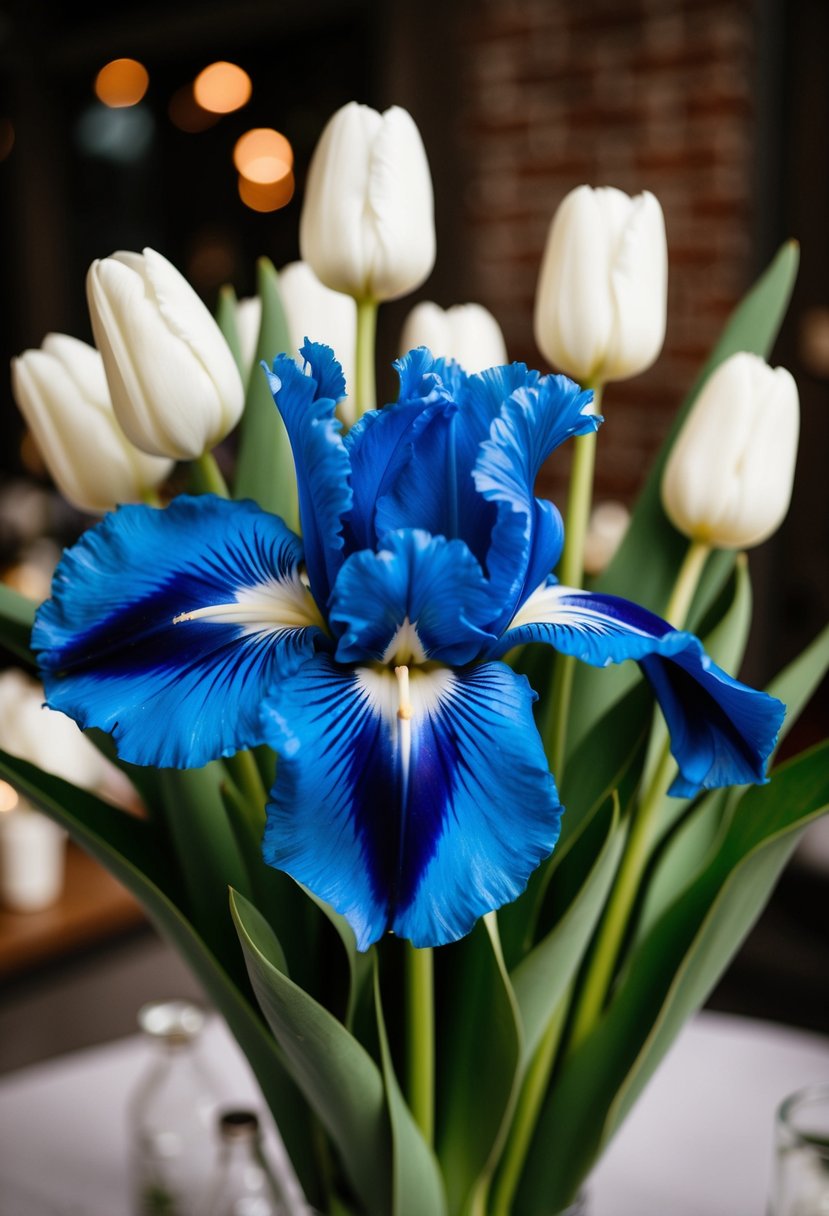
[0,0,826,1069]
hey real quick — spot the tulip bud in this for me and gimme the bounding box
[279,261,357,415]
[534,185,668,384]
[661,352,799,549]
[11,334,173,514]
[87,248,245,460]
[399,301,507,374]
[299,102,435,303]
[235,295,262,384]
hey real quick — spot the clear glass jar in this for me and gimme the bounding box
[771,1084,829,1215]
[204,1110,287,1216]
[128,1000,223,1216]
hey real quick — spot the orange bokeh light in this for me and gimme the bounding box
[193,62,252,115]
[95,58,149,108]
[233,128,293,183]
[238,171,295,213]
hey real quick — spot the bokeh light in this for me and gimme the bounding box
[233,128,293,182]
[237,171,295,213]
[193,62,252,115]
[95,58,149,108]
[0,781,19,814]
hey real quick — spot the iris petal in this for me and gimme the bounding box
[260,655,560,950]
[329,528,494,665]
[33,496,323,768]
[264,342,352,604]
[497,582,784,794]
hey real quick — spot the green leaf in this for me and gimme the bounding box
[567,241,799,753]
[436,918,523,1216]
[216,283,244,377]
[511,795,624,1069]
[517,740,829,1213]
[234,258,298,529]
[373,965,448,1216]
[767,620,829,753]
[0,583,36,664]
[0,749,320,1204]
[231,888,391,1216]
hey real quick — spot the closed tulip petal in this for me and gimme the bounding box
[279,261,357,416]
[400,301,507,373]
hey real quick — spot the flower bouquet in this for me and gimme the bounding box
[2,100,828,1216]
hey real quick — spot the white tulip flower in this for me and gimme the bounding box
[534,185,668,384]
[399,301,507,373]
[661,352,799,549]
[235,295,263,385]
[87,248,245,460]
[299,102,435,303]
[11,333,173,514]
[279,261,357,417]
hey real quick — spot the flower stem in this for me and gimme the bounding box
[565,539,712,1053]
[190,451,230,498]
[225,750,268,832]
[355,298,378,421]
[489,993,569,1216]
[406,943,434,1147]
[542,383,603,779]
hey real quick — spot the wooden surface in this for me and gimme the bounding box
[0,843,143,979]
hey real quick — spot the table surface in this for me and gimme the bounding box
[0,1010,827,1216]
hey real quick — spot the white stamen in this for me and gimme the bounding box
[172,576,324,634]
[395,665,412,811]
[394,665,413,720]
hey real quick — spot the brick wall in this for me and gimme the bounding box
[454,0,758,504]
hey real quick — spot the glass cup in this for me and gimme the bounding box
[771,1084,829,1215]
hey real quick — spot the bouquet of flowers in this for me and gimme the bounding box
[2,100,827,1216]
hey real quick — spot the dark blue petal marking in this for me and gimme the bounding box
[260,655,560,950]
[474,375,598,632]
[496,584,785,794]
[263,343,352,605]
[329,529,495,665]
[33,496,322,768]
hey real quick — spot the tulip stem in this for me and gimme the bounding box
[543,383,603,779]
[665,539,711,628]
[190,451,230,498]
[355,298,378,420]
[405,943,434,1147]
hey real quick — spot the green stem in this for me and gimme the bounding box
[224,750,268,833]
[489,995,570,1216]
[190,450,230,498]
[406,943,434,1147]
[140,487,162,507]
[541,384,603,779]
[565,540,712,1054]
[355,298,378,421]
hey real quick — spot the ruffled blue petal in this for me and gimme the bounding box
[264,343,352,604]
[496,583,785,795]
[260,655,560,950]
[33,496,323,768]
[329,529,495,665]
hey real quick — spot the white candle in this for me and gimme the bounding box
[0,781,67,912]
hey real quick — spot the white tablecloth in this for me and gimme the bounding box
[0,1010,827,1215]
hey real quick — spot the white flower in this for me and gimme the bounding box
[279,261,357,419]
[661,352,799,549]
[534,185,668,384]
[11,334,173,514]
[87,248,245,460]
[299,102,435,302]
[235,295,262,385]
[399,302,507,373]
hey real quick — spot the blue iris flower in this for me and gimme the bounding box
[33,344,784,950]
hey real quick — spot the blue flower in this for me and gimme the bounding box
[33,344,785,950]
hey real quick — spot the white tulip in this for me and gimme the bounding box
[11,334,173,514]
[299,102,435,303]
[661,352,799,549]
[0,669,138,808]
[399,301,507,373]
[534,185,668,384]
[279,261,357,416]
[235,295,262,384]
[87,248,245,460]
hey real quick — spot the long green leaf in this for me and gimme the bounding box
[0,583,36,663]
[373,965,448,1216]
[436,919,523,1216]
[216,283,244,376]
[234,258,298,528]
[231,889,391,1216]
[767,621,829,752]
[517,741,829,1213]
[0,750,319,1203]
[567,241,799,752]
[511,795,624,1068]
